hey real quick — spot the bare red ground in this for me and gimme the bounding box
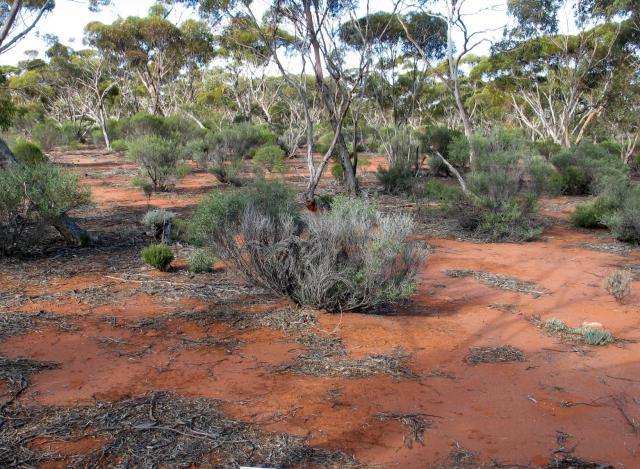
[1,148,639,467]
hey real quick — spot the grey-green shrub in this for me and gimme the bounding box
[141,243,174,271]
[0,163,90,255]
[111,139,128,152]
[127,135,181,191]
[604,269,632,303]
[142,209,176,241]
[188,248,215,273]
[192,188,427,312]
[452,129,552,242]
[580,328,614,346]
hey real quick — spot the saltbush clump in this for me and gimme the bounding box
[127,135,182,191]
[11,140,46,165]
[142,209,176,242]
[141,243,174,271]
[190,183,426,312]
[604,269,632,303]
[110,139,128,152]
[187,248,215,273]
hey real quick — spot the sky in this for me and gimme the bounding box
[0,0,578,67]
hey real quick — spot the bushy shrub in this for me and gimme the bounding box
[452,129,551,242]
[187,248,215,273]
[11,140,46,165]
[423,180,463,204]
[141,243,174,271]
[534,139,562,160]
[127,136,182,191]
[188,180,296,247]
[424,126,463,175]
[330,161,344,181]
[604,269,632,303]
[142,209,176,241]
[253,144,286,173]
[32,120,66,151]
[602,187,640,244]
[111,139,128,152]
[191,188,426,312]
[0,163,90,255]
[552,143,626,196]
[570,196,618,228]
[376,166,415,194]
[182,123,276,185]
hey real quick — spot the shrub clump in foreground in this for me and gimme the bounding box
[141,243,174,271]
[189,182,426,312]
[0,163,90,255]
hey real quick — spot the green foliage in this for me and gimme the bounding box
[0,163,90,255]
[453,129,551,242]
[253,144,286,173]
[142,209,176,240]
[187,248,215,273]
[423,180,463,203]
[188,180,296,247]
[580,328,614,346]
[604,269,632,303]
[11,140,46,165]
[570,195,618,228]
[534,139,562,159]
[551,142,626,195]
[127,135,182,191]
[111,139,128,152]
[182,123,276,184]
[141,243,174,271]
[376,166,415,194]
[32,120,67,151]
[330,161,344,180]
[424,126,463,175]
[602,186,640,244]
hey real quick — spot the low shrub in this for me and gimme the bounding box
[580,327,614,345]
[11,140,46,165]
[253,144,286,173]
[142,209,176,241]
[422,180,463,204]
[187,248,215,273]
[111,139,128,152]
[424,127,464,176]
[141,243,174,271]
[450,129,551,242]
[570,196,618,228]
[552,143,626,196]
[182,123,275,185]
[330,161,344,181]
[127,135,182,191]
[376,166,415,194]
[189,180,296,247]
[602,187,640,244]
[534,139,562,160]
[191,188,426,312]
[0,163,90,255]
[32,120,67,151]
[604,269,632,303]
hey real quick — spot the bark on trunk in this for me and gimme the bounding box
[50,214,92,246]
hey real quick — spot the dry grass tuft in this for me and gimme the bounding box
[446,270,548,297]
[465,346,526,365]
[376,412,431,448]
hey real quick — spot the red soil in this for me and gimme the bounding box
[1,148,639,467]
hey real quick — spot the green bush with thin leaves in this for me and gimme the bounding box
[141,243,174,271]
[11,140,46,165]
[127,135,182,192]
[0,163,90,255]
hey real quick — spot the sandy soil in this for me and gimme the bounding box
[1,148,639,468]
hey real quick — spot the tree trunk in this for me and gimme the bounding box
[50,214,92,246]
[0,137,17,168]
[303,0,358,195]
